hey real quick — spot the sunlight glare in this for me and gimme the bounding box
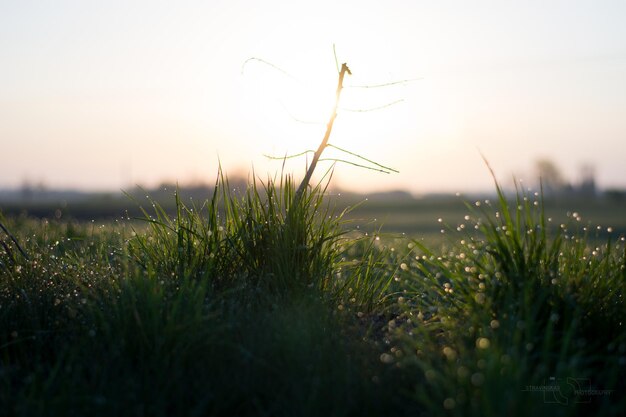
[238,52,428,177]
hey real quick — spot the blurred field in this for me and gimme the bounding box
[2,190,624,242]
[345,194,626,240]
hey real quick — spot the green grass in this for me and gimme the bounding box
[1,171,624,416]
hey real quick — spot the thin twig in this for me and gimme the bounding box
[327,144,399,173]
[264,150,315,160]
[266,146,398,174]
[241,57,297,81]
[318,158,392,174]
[346,77,423,89]
[293,63,351,206]
[333,44,340,74]
[339,99,405,113]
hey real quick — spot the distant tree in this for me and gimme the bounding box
[535,159,566,194]
[20,180,33,201]
[579,163,596,196]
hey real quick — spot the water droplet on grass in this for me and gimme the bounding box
[380,353,394,364]
[425,369,436,381]
[471,373,484,386]
[443,347,457,361]
[443,398,456,410]
[476,337,490,349]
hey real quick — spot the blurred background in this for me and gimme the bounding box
[1,0,625,232]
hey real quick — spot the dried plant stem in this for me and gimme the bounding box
[293,63,351,207]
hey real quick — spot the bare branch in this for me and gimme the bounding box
[294,63,351,206]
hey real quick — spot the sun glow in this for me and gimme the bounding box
[238,54,424,180]
[240,57,336,148]
[2,1,626,193]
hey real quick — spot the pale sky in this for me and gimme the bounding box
[1,0,625,194]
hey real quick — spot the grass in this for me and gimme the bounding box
[1,65,624,415]
[390,177,626,416]
[0,171,399,416]
[1,169,624,416]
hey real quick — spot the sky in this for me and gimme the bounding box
[1,0,625,195]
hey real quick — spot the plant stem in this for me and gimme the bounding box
[293,63,351,207]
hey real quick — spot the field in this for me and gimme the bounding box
[2,185,625,239]
[1,175,625,416]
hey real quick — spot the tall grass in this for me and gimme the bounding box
[1,168,624,416]
[1,60,624,415]
[383,177,626,416]
[0,172,399,416]
[125,169,387,301]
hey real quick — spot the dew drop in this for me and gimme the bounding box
[471,373,485,386]
[443,398,456,410]
[380,353,394,364]
[476,337,490,349]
